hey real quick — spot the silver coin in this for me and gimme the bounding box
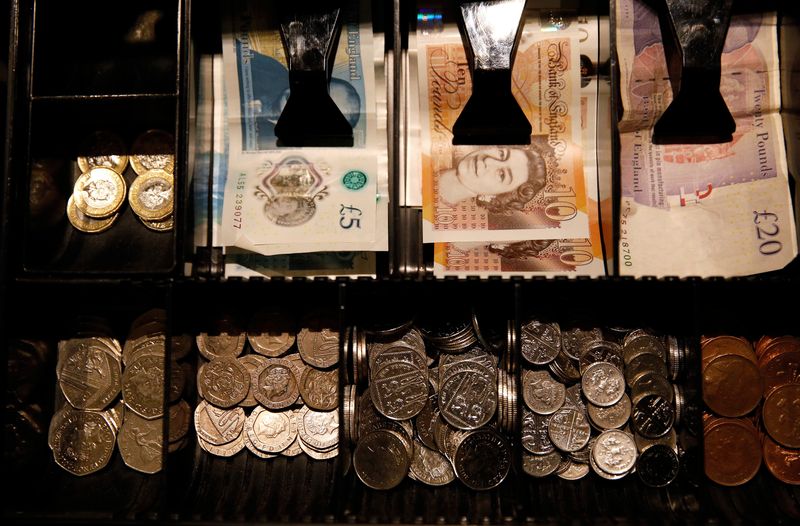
[561,327,603,360]
[581,361,625,407]
[296,407,339,451]
[370,361,428,421]
[563,383,586,413]
[631,394,674,438]
[244,429,278,459]
[194,400,246,446]
[587,393,631,430]
[253,358,300,410]
[522,368,566,415]
[625,353,668,385]
[630,371,673,406]
[51,409,116,476]
[168,399,191,444]
[549,350,581,384]
[439,346,496,380]
[579,340,623,375]
[246,407,296,453]
[247,312,295,357]
[520,320,561,365]
[57,339,122,411]
[409,440,455,486]
[548,408,591,452]
[281,434,304,457]
[522,450,563,477]
[196,320,246,360]
[521,409,555,455]
[122,353,165,420]
[634,426,677,453]
[237,354,268,407]
[415,395,440,451]
[439,364,497,430]
[200,356,250,408]
[117,411,163,474]
[299,439,339,460]
[592,429,637,475]
[622,335,666,364]
[198,430,245,457]
[296,328,340,369]
[622,329,650,347]
[453,429,511,490]
[371,346,427,380]
[589,445,630,480]
[354,429,410,489]
[556,459,590,480]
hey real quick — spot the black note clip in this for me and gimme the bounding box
[453,0,531,145]
[653,0,735,144]
[274,1,353,147]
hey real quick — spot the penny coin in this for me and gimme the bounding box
[760,350,800,396]
[73,167,126,218]
[522,369,566,415]
[299,367,338,411]
[592,429,637,475]
[66,195,117,233]
[193,400,246,446]
[632,394,674,438]
[253,358,299,410]
[703,354,762,417]
[762,384,800,448]
[522,450,562,478]
[51,409,116,476]
[409,440,455,486]
[581,361,625,407]
[118,411,163,474]
[548,408,591,452]
[77,130,128,174]
[354,429,410,489]
[588,393,631,430]
[701,336,756,367]
[297,328,340,369]
[704,417,761,486]
[520,320,561,365]
[128,169,173,221]
[129,129,175,176]
[453,428,511,490]
[762,434,800,485]
[200,356,250,408]
[637,443,680,487]
[297,407,339,451]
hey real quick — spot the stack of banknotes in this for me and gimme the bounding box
[616,0,797,276]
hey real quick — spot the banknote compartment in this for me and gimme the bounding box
[166,280,346,522]
[4,283,171,520]
[29,0,181,97]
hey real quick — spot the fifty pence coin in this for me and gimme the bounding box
[51,409,116,476]
[117,411,163,474]
[122,353,165,420]
[57,339,121,411]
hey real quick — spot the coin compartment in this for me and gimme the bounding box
[17,96,179,273]
[167,280,346,522]
[30,0,180,97]
[5,283,171,519]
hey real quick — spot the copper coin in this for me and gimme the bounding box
[763,384,800,448]
[702,354,762,417]
[762,434,800,485]
[760,350,800,396]
[757,336,800,363]
[701,336,756,367]
[704,417,761,486]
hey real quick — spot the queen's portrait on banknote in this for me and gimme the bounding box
[437,139,551,216]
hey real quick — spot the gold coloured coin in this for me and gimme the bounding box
[73,167,127,218]
[66,195,117,233]
[128,169,174,221]
[140,214,174,232]
[76,130,128,174]
[130,129,175,176]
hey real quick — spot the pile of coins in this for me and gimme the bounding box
[347,312,514,490]
[702,335,800,486]
[49,310,191,476]
[194,314,339,460]
[520,323,683,486]
[67,129,175,233]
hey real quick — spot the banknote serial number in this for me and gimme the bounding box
[753,210,783,255]
[232,173,246,229]
[620,203,633,267]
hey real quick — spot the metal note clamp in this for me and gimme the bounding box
[452,0,532,145]
[652,0,735,144]
[274,1,353,147]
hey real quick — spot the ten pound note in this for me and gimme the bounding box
[616,0,797,277]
